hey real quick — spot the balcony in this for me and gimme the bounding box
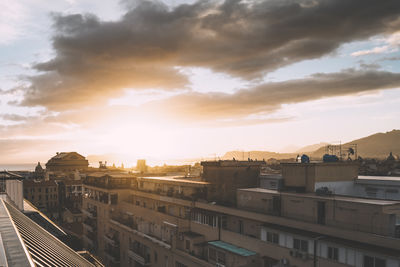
[104,233,120,247]
[85,229,97,241]
[82,208,97,218]
[110,214,137,230]
[127,249,150,266]
[83,218,97,232]
[109,218,172,249]
[84,176,133,190]
[105,246,120,266]
[83,234,94,246]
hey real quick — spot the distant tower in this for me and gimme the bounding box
[387,152,395,162]
[34,162,45,179]
[136,159,147,173]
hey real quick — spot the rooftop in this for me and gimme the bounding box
[356,175,400,185]
[87,172,135,178]
[201,160,266,167]
[0,171,23,180]
[138,176,209,185]
[5,200,95,266]
[239,188,400,206]
[0,195,33,266]
[208,240,257,257]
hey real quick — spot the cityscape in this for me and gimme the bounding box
[1,0,400,267]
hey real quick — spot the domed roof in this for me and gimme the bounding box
[35,162,44,173]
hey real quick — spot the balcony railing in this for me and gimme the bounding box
[104,233,120,247]
[86,230,97,241]
[110,215,137,230]
[105,247,120,265]
[82,208,97,218]
[83,218,97,232]
[127,249,150,266]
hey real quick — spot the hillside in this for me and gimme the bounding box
[311,129,400,159]
[222,130,400,161]
[296,142,329,153]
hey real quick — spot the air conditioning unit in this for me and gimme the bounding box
[280,258,289,265]
[178,233,184,241]
[295,251,303,258]
[216,263,226,267]
[302,253,309,260]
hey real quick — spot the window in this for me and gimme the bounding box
[209,248,216,261]
[176,262,188,267]
[185,240,190,250]
[267,232,279,244]
[293,238,308,252]
[221,216,227,229]
[364,256,386,267]
[239,220,244,234]
[328,247,339,261]
[217,251,226,265]
[154,251,157,263]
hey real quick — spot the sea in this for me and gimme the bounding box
[0,164,36,171]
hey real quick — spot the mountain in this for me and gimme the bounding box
[296,142,329,153]
[222,130,400,161]
[311,130,400,159]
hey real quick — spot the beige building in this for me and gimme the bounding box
[23,179,59,218]
[46,152,89,172]
[82,161,400,267]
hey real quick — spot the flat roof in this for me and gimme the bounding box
[138,176,209,185]
[357,175,400,183]
[208,240,257,257]
[239,188,400,205]
[87,172,135,178]
[281,162,358,166]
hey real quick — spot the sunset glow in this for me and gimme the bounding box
[1,0,400,166]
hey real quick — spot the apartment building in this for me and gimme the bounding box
[23,179,59,218]
[82,161,400,267]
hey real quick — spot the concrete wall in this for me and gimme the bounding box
[6,179,23,210]
[282,163,358,192]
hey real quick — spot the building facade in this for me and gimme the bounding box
[82,161,400,267]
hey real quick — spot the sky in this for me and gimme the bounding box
[1,0,400,166]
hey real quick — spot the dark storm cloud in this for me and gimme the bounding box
[154,69,400,119]
[17,0,400,110]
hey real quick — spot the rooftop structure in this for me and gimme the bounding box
[46,152,89,172]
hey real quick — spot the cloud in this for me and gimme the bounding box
[13,0,400,110]
[0,0,27,44]
[351,45,391,57]
[0,113,34,121]
[152,69,400,120]
[351,31,400,57]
